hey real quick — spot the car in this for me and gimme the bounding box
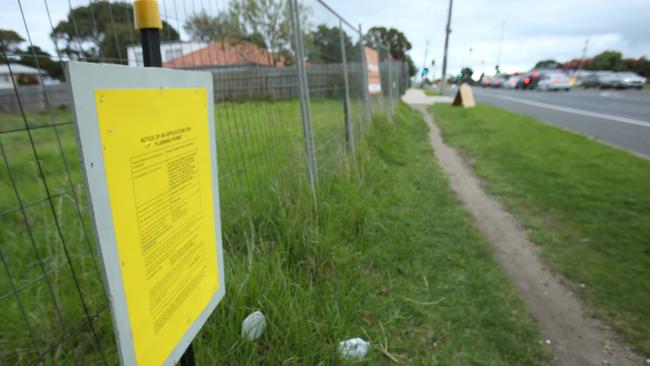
[582,72,620,89]
[505,75,520,89]
[516,71,542,90]
[480,75,492,88]
[490,76,507,88]
[536,72,571,91]
[616,72,647,90]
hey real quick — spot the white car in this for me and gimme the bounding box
[505,76,520,89]
[616,72,647,90]
[537,72,570,91]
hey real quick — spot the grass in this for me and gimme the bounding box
[431,103,650,355]
[423,87,441,96]
[193,103,548,365]
[0,100,548,364]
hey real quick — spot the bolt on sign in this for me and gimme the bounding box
[364,47,382,95]
[66,62,225,366]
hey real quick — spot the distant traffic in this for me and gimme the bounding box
[479,70,646,92]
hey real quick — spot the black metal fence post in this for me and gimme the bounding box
[134,0,163,67]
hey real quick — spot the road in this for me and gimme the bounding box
[466,88,650,158]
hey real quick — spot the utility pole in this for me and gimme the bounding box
[576,38,589,78]
[421,39,429,86]
[496,20,506,74]
[439,0,453,95]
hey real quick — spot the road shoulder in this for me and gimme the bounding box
[411,103,645,366]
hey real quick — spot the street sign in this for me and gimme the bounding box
[66,62,225,366]
[364,47,382,94]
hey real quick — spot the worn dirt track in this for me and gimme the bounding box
[402,90,644,365]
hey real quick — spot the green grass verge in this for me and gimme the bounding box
[194,103,547,364]
[423,88,441,96]
[0,101,547,364]
[431,103,650,355]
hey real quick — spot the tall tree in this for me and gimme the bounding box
[364,26,416,76]
[17,46,63,79]
[586,50,627,71]
[0,29,24,55]
[183,10,267,50]
[229,0,295,65]
[305,24,354,64]
[364,27,412,61]
[626,57,650,79]
[534,59,560,69]
[184,11,241,42]
[51,1,179,62]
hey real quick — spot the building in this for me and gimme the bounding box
[0,64,43,89]
[163,40,284,68]
[126,41,208,67]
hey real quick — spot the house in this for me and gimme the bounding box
[0,64,43,89]
[126,41,208,67]
[163,40,283,68]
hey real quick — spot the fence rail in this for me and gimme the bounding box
[0,0,406,363]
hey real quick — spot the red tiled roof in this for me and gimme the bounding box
[163,40,283,68]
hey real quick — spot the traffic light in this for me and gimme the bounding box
[458,71,463,78]
[422,67,429,76]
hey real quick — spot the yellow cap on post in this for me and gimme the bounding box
[133,0,163,30]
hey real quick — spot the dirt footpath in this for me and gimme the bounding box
[407,99,645,365]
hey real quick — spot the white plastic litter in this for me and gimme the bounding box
[338,337,370,360]
[241,311,266,341]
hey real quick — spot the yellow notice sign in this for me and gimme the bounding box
[95,88,219,366]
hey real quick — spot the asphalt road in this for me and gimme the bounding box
[467,87,650,158]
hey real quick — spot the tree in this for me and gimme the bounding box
[626,57,650,79]
[17,46,63,79]
[0,29,24,55]
[364,26,416,77]
[364,27,412,60]
[405,55,416,78]
[305,24,354,64]
[183,10,267,50]
[229,0,295,65]
[534,59,560,69]
[184,11,241,42]
[51,1,179,62]
[586,50,627,71]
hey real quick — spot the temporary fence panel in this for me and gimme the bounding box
[0,0,405,363]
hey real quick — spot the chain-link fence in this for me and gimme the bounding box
[0,0,406,363]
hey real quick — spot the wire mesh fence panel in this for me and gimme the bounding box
[0,0,405,363]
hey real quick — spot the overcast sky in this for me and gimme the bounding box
[328,0,650,78]
[2,0,649,78]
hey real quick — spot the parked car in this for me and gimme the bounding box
[616,72,647,90]
[490,76,507,88]
[481,76,492,88]
[516,71,542,90]
[536,72,571,91]
[582,72,621,89]
[505,75,520,89]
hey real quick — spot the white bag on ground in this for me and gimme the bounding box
[338,337,370,360]
[241,311,266,341]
